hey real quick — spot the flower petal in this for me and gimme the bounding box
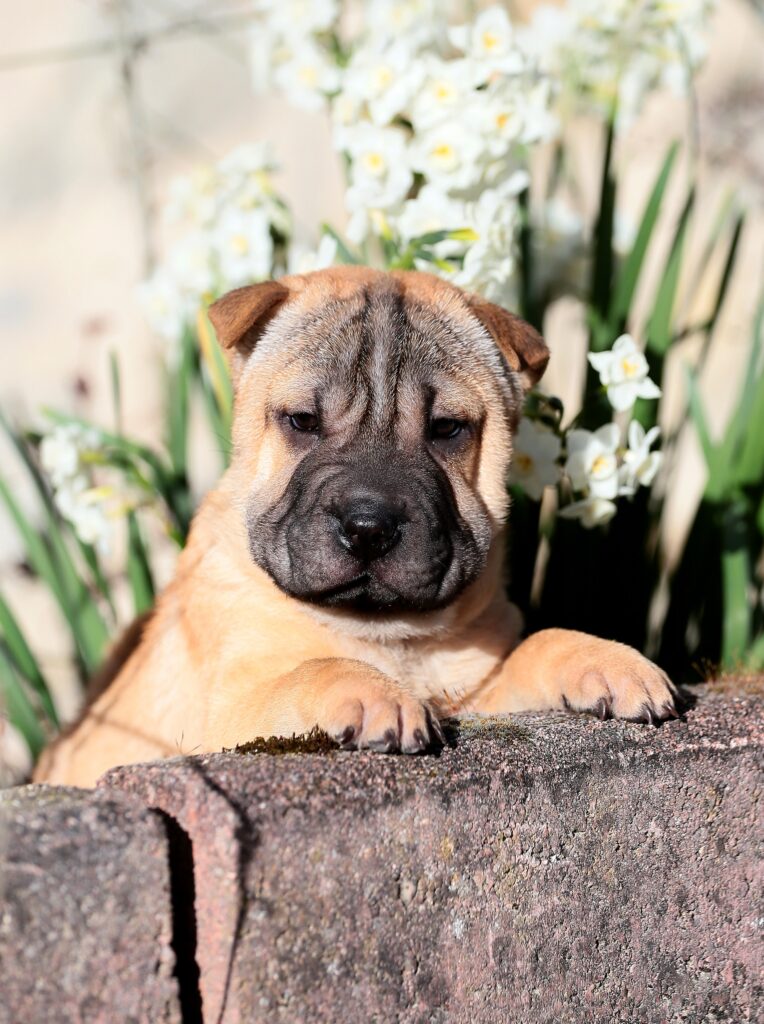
[606,380,639,411]
[636,378,662,400]
[594,422,620,452]
[589,474,619,500]
[644,425,662,448]
[627,419,645,450]
[588,351,611,373]
[566,429,594,455]
[612,334,636,353]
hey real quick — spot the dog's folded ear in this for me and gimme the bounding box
[466,295,549,390]
[208,280,290,376]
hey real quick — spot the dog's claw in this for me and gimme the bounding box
[337,725,358,749]
[629,702,654,725]
[402,727,430,754]
[412,727,428,752]
[593,696,611,721]
[367,727,400,754]
[426,708,446,745]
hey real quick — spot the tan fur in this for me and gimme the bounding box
[35,269,675,787]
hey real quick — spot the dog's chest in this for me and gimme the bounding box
[359,639,505,710]
[362,600,523,710]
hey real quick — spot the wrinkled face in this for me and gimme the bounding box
[227,273,530,614]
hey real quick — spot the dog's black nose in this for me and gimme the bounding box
[337,501,401,562]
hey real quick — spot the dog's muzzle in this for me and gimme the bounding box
[333,490,404,563]
[248,446,484,613]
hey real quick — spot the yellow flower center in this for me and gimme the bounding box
[335,96,355,123]
[431,142,456,165]
[433,82,454,102]
[82,484,113,505]
[482,30,500,51]
[298,65,318,87]
[362,151,386,175]
[515,453,534,473]
[390,4,408,28]
[254,170,272,192]
[590,454,612,478]
[621,355,641,378]
[373,65,393,90]
[231,233,249,256]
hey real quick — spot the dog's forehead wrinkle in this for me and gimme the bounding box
[250,277,518,442]
[363,282,408,429]
[405,299,508,377]
[321,380,369,433]
[252,295,366,366]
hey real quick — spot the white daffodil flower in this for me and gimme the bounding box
[287,234,338,274]
[331,89,363,131]
[137,271,189,343]
[141,142,287,345]
[565,423,621,500]
[454,179,526,303]
[471,87,524,158]
[273,40,341,112]
[165,147,278,232]
[54,476,114,553]
[164,168,220,228]
[509,419,562,500]
[218,142,273,177]
[395,186,468,253]
[520,0,713,124]
[40,424,98,489]
[410,58,481,131]
[342,124,413,242]
[620,421,663,494]
[409,121,486,191]
[365,0,443,50]
[344,43,423,127]
[258,0,339,35]
[40,423,134,553]
[212,207,274,287]
[517,5,574,73]
[167,233,216,300]
[559,496,618,528]
[40,428,79,487]
[588,335,662,412]
[518,80,558,144]
[449,6,525,75]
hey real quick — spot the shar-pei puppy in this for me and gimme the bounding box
[37,267,676,786]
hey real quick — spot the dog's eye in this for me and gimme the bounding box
[430,417,465,441]
[287,412,319,432]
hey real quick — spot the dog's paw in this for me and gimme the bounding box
[319,677,444,754]
[556,639,678,723]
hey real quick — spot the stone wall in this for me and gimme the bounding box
[1,688,762,1023]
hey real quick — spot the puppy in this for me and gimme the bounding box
[36,268,676,786]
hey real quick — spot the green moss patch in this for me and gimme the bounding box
[225,726,340,756]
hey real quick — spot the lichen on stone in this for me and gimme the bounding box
[703,673,764,697]
[225,726,340,756]
[451,715,533,744]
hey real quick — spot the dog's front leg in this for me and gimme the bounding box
[206,657,444,753]
[470,628,678,722]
